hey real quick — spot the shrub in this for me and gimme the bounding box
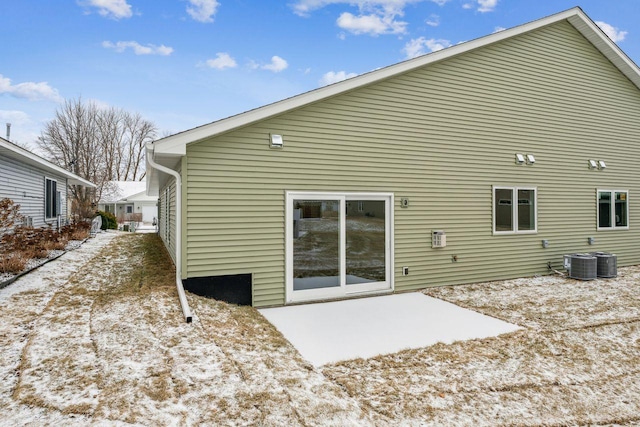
[60,221,91,241]
[0,253,28,274]
[96,211,117,230]
[0,198,23,237]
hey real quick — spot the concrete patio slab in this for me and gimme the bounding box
[259,292,520,367]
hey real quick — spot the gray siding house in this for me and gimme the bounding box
[0,137,95,228]
[146,8,640,311]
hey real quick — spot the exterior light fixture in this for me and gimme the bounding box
[526,154,536,164]
[269,134,283,148]
[588,159,598,169]
[515,153,525,164]
[598,160,606,169]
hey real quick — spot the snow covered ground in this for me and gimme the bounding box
[1,232,639,425]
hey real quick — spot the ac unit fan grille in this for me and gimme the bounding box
[568,254,597,281]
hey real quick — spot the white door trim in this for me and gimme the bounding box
[285,191,394,304]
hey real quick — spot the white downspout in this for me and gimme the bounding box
[146,143,193,323]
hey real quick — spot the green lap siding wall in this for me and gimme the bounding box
[159,178,178,264]
[184,20,640,307]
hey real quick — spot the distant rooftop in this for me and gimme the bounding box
[100,181,148,203]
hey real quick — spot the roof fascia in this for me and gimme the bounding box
[0,137,96,188]
[153,7,640,156]
[567,11,640,89]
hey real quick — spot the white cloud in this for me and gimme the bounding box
[81,0,133,19]
[187,0,220,23]
[0,110,40,148]
[595,21,627,43]
[320,70,358,86]
[259,56,289,72]
[403,37,451,58]
[337,12,406,35]
[291,0,445,16]
[291,1,435,36]
[205,53,237,70]
[0,74,63,102]
[426,14,439,27]
[102,41,174,56]
[493,26,506,33]
[462,0,496,12]
[0,110,29,124]
[477,0,497,13]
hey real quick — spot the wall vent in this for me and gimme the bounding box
[564,253,597,280]
[591,252,617,278]
[432,230,446,248]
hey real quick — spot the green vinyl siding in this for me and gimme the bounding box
[185,20,640,307]
[159,179,177,264]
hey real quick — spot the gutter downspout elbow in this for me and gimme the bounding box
[146,143,193,323]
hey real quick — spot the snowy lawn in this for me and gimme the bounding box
[1,232,639,425]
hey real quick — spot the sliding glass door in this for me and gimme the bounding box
[292,199,341,291]
[286,192,392,303]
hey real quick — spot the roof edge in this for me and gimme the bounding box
[152,6,640,157]
[0,137,96,188]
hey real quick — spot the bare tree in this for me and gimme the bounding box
[37,98,157,218]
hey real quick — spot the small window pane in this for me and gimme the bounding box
[495,188,513,232]
[517,189,535,231]
[598,192,612,228]
[615,192,628,227]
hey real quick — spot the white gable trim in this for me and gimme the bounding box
[150,7,640,159]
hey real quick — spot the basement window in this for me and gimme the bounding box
[597,190,628,230]
[493,186,537,234]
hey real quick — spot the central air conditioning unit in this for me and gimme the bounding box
[563,253,597,281]
[591,252,617,278]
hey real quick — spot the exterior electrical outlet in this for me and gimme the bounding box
[403,267,409,276]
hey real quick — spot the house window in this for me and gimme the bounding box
[126,205,133,214]
[598,190,628,230]
[493,186,537,234]
[45,178,59,219]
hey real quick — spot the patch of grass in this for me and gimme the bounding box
[143,370,172,401]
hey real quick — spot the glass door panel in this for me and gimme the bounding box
[293,200,340,291]
[345,200,386,285]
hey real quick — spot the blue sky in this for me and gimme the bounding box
[2,1,639,149]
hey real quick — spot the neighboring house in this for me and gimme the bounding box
[0,136,96,228]
[146,8,640,309]
[98,181,158,224]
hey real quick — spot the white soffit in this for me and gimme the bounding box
[0,137,96,188]
[151,7,640,157]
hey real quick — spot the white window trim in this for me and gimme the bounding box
[492,185,538,235]
[285,191,394,304]
[44,177,59,220]
[596,189,629,231]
